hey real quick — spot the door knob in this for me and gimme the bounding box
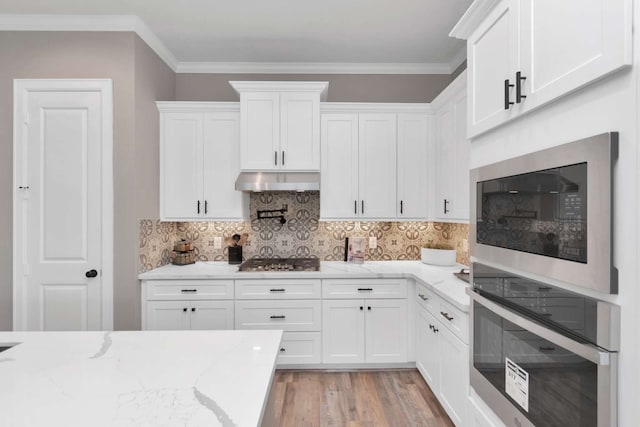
[85,269,98,278]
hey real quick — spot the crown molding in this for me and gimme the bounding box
[0,14,464,76]
[320,102,433,114]
[430,69,467,109]
[448,47,467,72]
[0,14,178,71]
[176,61,454,75]
[449,0,501,40]
[156,101,239,112]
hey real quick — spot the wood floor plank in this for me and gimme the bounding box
[272,369,455,427]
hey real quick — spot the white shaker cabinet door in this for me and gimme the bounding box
[364,299,407,363]
[358,114,397,219]
[439,325,469,427]
[322,300,365,363]
[146,301,191,330]
[397,114,429,219]
[467,0,520,138]
[518,0,632,113]
[280,91,320,170]
[320,114,359,219]
[190,300,234,330]
[416,307,441,393]
[161,113,203,219]
[202,112,247,219]
[240,91,280,170]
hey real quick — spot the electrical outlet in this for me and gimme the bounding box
[214,236,222,249]
[369,236,377,249]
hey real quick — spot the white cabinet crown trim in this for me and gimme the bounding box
[321,102,433,114]
[229,81,329,100]
[430,71,467,110]
[449,0,502,40]
[157,101,239,112]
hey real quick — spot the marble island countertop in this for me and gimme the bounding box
[139,260,471,311]
[0,330,282,427]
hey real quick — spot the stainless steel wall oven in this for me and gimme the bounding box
[470,132,618,294]
[469,263,619,427]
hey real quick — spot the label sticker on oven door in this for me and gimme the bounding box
[505,357,529,412]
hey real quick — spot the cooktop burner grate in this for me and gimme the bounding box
[238,257,320,272]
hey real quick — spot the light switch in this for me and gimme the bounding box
[369,237,377,249]
[214,236,222,249]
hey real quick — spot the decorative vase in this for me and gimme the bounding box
[421,248,457,266]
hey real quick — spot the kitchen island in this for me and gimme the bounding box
[0,330,282,427]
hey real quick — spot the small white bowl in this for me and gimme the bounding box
[421,248,457,266]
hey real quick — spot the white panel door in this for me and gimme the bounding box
[467,0,520,137]
[161,113,203,219]
[280,92,320,170]
[364,299,407,363]
[439,325,469,427]
[17,88,105,331]
[190,300,234,330]
[519,0,632,113]
[240,92,280,170]
[322,300,365,363]
[358,114,397,219]
[397,114,429,219]
[416,308,440,392]
[448,93,470,221]
[320,114,359,219]
[146,301,190,330]
[202,112,246,219]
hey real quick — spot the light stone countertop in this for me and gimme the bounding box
[0,330,282,427]
[139,260,471,312]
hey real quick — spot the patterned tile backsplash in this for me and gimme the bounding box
[139,192,469,272]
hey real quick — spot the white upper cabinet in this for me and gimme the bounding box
[466,0,520,137]
[230,81,328,171]
[321,111,400,220]
[320,114,360,219]
[433,73,469,222]
[397,114,430,219]
[321,105,432,221]
[358,114,397,219]
[452,0,632,138]
[158,102,248,221]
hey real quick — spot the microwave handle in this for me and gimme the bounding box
[468,289,611,366]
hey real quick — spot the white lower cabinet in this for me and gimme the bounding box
[415,283,469,427]
[278,332,322,365]
[146,300,234,330]
[141,280,234,330]
[322,299,407,364]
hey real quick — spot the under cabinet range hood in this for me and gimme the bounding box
[235,172,320,192]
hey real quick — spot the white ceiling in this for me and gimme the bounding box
[0,0,473,73]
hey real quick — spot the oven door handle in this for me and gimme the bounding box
[468,289,612,365]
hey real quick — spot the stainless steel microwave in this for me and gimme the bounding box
[470,132,618,294]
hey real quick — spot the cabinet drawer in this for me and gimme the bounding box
[235,279,321,300]
[322,279,407,299]
[415,282,441,315]
[437,299,469,345]
[235,300,321,332]
[277,332,322,365]
[145,280,234,300]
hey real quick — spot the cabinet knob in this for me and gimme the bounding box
[192,307,196,312]
[183,308,187,312]
[280,348,286,352]
[360,306,364,311]
[367,306,371,311]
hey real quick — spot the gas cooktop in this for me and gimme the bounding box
[238,258,320,272]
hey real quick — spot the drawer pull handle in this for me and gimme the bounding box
[539,346,556,351]
[270,315,286,319]
[440,312,454,321]
[418,294,429,301]
[181,289,198,293]
[357,288,373,291]
[280,348,286,352]
[269,288,286,292]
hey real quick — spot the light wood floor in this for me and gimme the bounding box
[272,369,455,427]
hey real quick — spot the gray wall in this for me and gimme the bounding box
[176,73,457,103]
[0,31,175,331]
